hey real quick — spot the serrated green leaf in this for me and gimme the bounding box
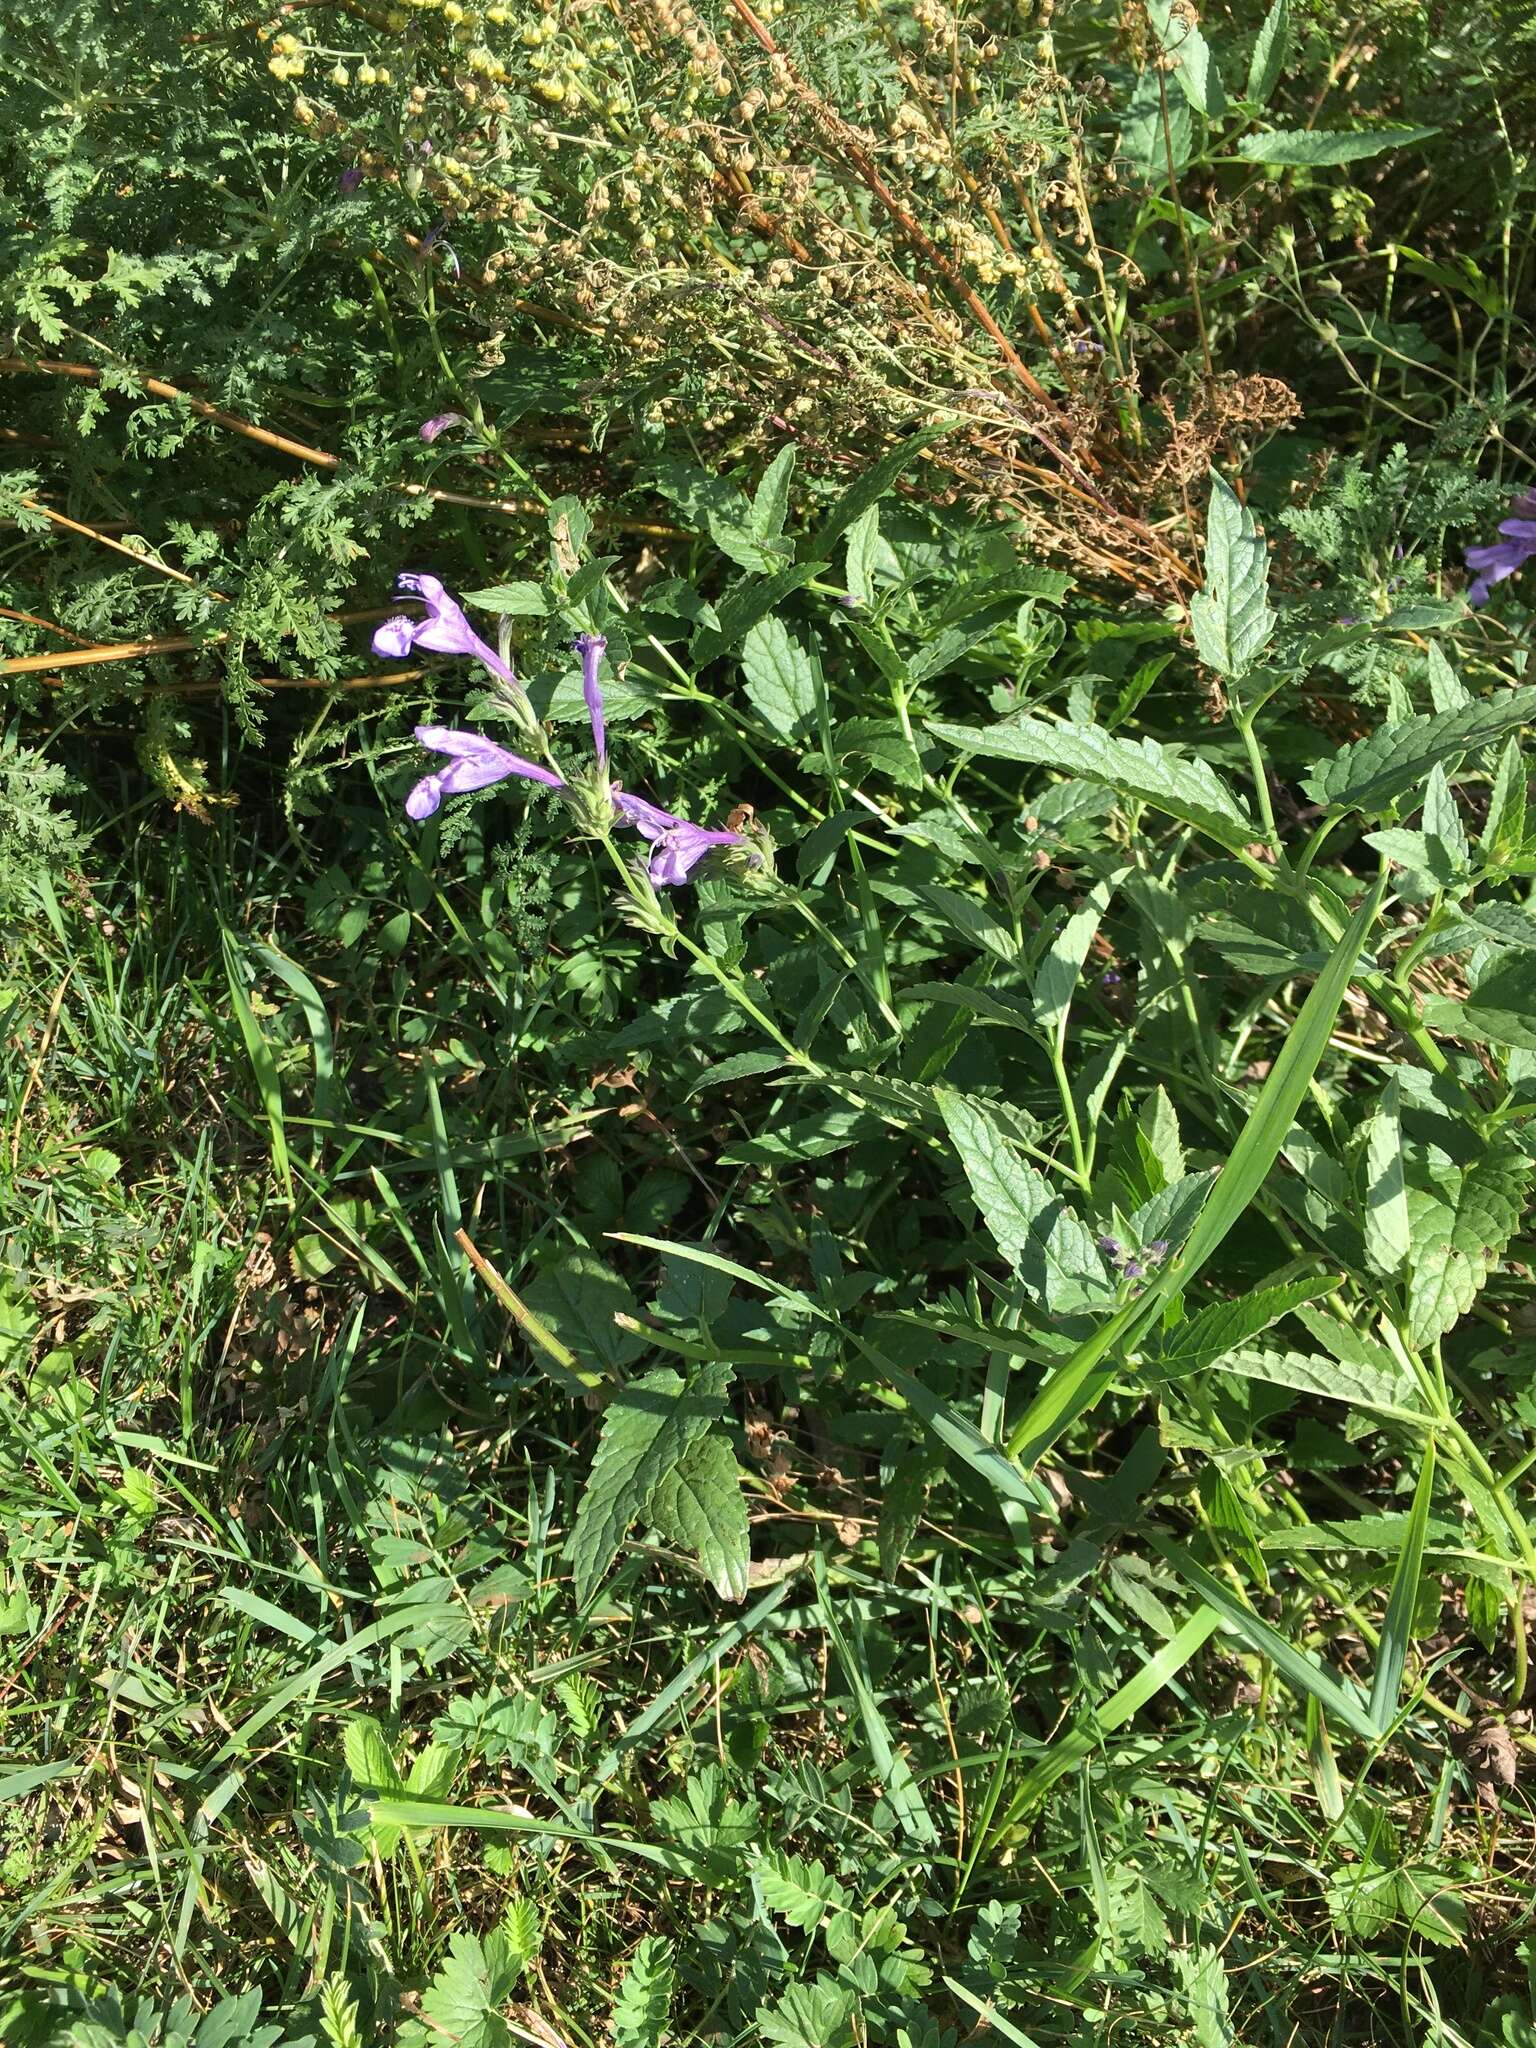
[1420,762,1469,879]
[566,1363,734,1604]
[1480,739,1527,867]
[1236,124,1438,164]
[462,581,547,616]
[645,1427,749,1600]
[611,1935,674,2048]
[751,443,796,543]
[1458,952,1536,1051]
[937,1090,1113,1313]
[344,1715,402,1795]
[498,1896,541,1981]
[844,503,880,605]
[1149,0,1225,116]
[1189,474,1274,680]
[1301,688,1536,815]
[709,510,790,576]
[907,599,1017,685]
[1033,868,1126,1039]
[930,716,1253,848]
[1152,1274,1337,1377]
[1139,1086,1186,1188]
[1406,1143,1531,1346]
[740,614,820,736]
[800,422,950,564]
[1221,1345,1421,1416]
[521,1252,645,1379]
[1246,0,1289,104]
[1361,1077,1410,1278]
[758,1849,853,1929]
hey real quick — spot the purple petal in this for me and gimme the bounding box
[613,790,681,841]
[406,773,445,820]
[414,725,564,789]
[1468,578,1492,609]
[419,411,467,444]
[1496,519,1536,544]
[648,824,742,888]
[576,633,608,766]
[391,572,516,685]
[339,165,364,195]
[373,615,418,658]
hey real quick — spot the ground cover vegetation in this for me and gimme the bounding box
[3,0,1536,2039]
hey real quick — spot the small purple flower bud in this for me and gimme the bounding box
[1101,969,1122,987]
[1096,1235,1123,1258]
[575,633,608,768]
[340,165,364,195]
[1146,1239,1170,1262]
[1123,1258,1145,1280]
[419,411,466,443]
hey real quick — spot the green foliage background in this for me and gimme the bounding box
[3,0,1536,2042]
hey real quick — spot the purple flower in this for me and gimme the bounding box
[419,411,466,444]
[405,726,564,822]
[372,573,517,692]
[575,633,608,767]
[340,165,364,195]
[1466,490,1536,608]
[612,789,743,888]
[1123,1258,1145,1280]
[1096,1235,1123,1258]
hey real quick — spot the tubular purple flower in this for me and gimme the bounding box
[419,411,466,443]
[611,789,743,888]
[1466,489,1536,607]
[575,633,608,766]
[371,572,519,693]
[405,726,564,822]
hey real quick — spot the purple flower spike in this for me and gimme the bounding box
[371,572,518,693]
[575,633,608,767]
[419,411,466,444]
[405,725,564,822]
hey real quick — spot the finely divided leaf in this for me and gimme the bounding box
[1189,474,1274,679]
[930,717,1253,848]
[758,1850,852,1930]
[611,1936,675,2048]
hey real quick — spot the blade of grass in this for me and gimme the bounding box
[1145,1531,1379,1740]
[1368,1437,1436,1734]
[1005,869,1388,1470]
[220,929,292,1204]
